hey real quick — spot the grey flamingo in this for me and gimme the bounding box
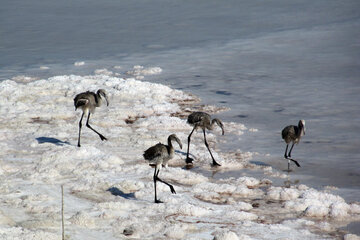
[74,89,109,147]
[185,112,224,166]
[143,134,182,203]
[281,120,305,170]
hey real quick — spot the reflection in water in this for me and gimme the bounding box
[283,173,300,188]
[210,168,222,178]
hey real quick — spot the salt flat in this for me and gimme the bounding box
[0,69,359,239]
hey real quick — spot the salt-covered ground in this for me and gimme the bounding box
[0,67,359,240]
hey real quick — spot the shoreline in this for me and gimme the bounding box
[0,71,359,239]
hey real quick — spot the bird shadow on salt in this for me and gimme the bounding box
[175,150,197,160]
[175,150,193,157]
[36,137,71,146]
[107,187,136,200]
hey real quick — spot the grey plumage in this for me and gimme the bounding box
[281,120,306,169]
[143,134,182,203]
[185,111,224,166]
[74,89,109,147]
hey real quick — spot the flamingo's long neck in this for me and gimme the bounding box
[298,123,305,138]
[167,137,174,155]
[95,93,102,107]
[209,119,216,130]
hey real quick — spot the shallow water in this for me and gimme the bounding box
[1,0,360,202]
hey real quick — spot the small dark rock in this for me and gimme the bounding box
[252,202,260,208]
[123,228,134,236]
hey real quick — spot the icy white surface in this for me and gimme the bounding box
[0,72,359,239]
[74,61,85,66]
[126,65,163,80]
[126,65,163,76]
